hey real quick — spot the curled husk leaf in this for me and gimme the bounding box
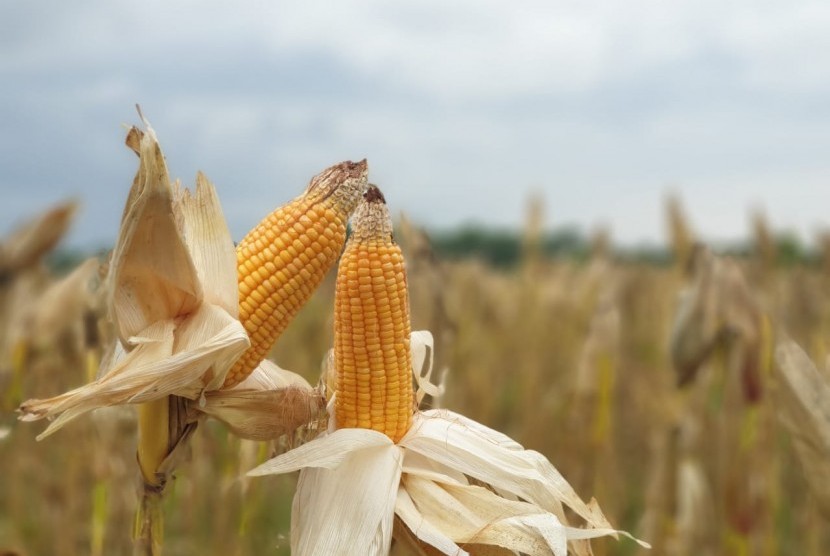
[200,360,326,441]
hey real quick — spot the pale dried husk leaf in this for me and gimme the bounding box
[21,303,247,438]
[401,410,604,530]
[774,341,830,518]
[401,475,568,555]
[400,411,648,554]
[250,411,647,555]
[395,488,466,555]
[173,173,238,317]
[200,360,324,441]
[236,359,314,390]
[250,428,401,556]
[411,330,445,405]
[107,125,202,344]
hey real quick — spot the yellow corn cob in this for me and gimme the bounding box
[334,185,414,442]
[224,160,368,389]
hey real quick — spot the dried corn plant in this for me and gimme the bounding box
[16,119,339,555]
[249,186,647,555]
[5,118,830,555]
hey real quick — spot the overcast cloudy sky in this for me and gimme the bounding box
[2,1,830,248]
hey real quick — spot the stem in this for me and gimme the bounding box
[134,397,170,555]
[134,484,164,556]
[137,397,170,486]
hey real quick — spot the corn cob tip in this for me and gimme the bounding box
[224,159,368,389]
[364,184,386,204]
[350,184,394,243]
[305,159,369,213]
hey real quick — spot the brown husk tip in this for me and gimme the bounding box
[364,184,386,204]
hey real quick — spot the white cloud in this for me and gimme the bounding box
[2,0,830,247]
[7,0,829,98]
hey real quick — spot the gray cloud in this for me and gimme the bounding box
[2,0,830,249]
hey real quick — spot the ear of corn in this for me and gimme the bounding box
[334,185,414,442]
[224,160,368,388]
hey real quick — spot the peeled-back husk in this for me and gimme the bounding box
[200,360,325,441]
[18,124,248,435]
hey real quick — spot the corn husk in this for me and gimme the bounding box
[250,410,648,556]
[250,331,648,556]
[19,124,250,436]
[411,330,445,405]
[774,341,830,519]
[200,360,325,441]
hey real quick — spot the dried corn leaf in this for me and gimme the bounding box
[21,304,247,438]
[774,341,830,518]
[250,409,647,555]
[401,410,605,530]
[173,173,238,317]
[251,428,402,556]
[402,475,568,555]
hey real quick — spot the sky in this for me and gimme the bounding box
[2,0,830,249]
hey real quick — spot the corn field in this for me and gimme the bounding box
[2,139,830,555]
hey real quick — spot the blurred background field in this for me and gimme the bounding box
[4,2,830,554]
[2,196,830,555]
